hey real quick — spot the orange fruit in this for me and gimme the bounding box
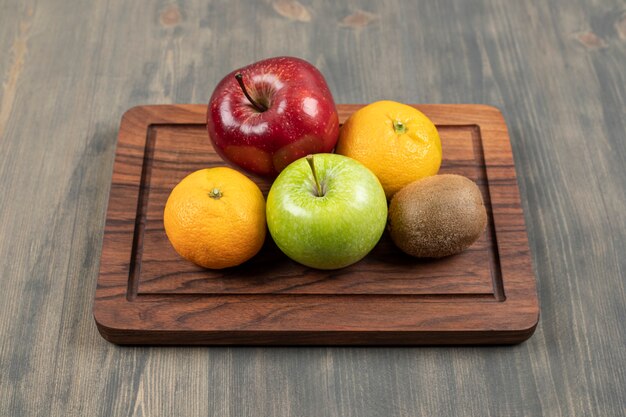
[335,100,442,198]
[163,167,266,269]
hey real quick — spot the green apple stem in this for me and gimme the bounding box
[306,155,323,197]
[234,73,267,112]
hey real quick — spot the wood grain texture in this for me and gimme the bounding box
[0,0,624,415]
[94,104,537,345]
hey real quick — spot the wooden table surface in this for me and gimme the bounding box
[1,0,624,415]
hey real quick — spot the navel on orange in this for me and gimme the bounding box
[163,167,266,269]
[336,100,442,198]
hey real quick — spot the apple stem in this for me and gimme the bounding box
[234,73,267,112]
[306,155,323,197]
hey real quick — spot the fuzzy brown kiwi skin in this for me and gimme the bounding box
[388,174,487,258]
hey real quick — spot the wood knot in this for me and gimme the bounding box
[339,10,379,29]
[574,31,607,49]
[160,4,181,27]
[272,0,311,22]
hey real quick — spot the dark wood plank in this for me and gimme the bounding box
[0,0,625,415]
[93,104,538,345]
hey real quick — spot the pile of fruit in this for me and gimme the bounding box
[164,56,487,270]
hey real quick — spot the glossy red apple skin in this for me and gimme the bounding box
[206,57,340,177]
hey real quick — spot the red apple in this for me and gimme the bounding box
[206,57,340,177]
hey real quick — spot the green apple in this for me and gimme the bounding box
[266,153,388,269]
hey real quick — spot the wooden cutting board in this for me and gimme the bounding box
[93,104,539,345]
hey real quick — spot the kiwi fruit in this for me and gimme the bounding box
[388,174,487,258]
